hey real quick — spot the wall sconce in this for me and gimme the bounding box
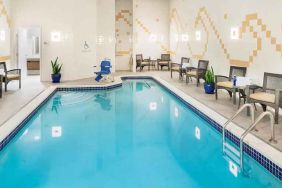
[97,35,105,45]
[0,30,6,41]
[51,32,61,42]
[195,31,201,41]
[149,34,157,42]
[181,34,189,42]
[230,27,239,40]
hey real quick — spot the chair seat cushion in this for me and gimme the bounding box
[141,61,149,66]
[186,71,197,76]
[217,81,233,88]
[7,74,20,80]
[171,67,180,71]
[158,61,169,65]
[250,92,275,104]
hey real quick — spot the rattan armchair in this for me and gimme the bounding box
[215,66,247,101]
[136,54,150,72]
[0,62,21,92]
[186,60,209,86]
[157,54,171,71]
[246,72,282,124]
[170,57,190,80]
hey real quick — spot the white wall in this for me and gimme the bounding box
[169,0,282,85]
[115,0,133,71]
[0,0,11,67]
[11,0,98,81]
[96,0,116,72]
[133,0,170,71]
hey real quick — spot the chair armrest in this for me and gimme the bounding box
[186,67,197,71]
[215,75,229,83]
[7,69,21,75]
[171,63,180,67]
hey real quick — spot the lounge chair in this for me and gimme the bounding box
[186,60,209,86]
[246,72,282,124]
[157,54,171,71]
[215,66,247,103]
[136,54,150,72]
[94,60,113,82]
[0,62,21,92]
[170,57,190,80]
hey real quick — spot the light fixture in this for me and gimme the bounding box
[195,126,201,140]
[149,34,157,42]
[0,30,5,41]
[52,126,62,138]
[181,34,189,42]
[97,35,105,45]
[149,102,157,111]
[229,160,238,177]
[195,31,201,41]
[51,32,61,42]
[230,27,239,40]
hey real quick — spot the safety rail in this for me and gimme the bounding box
[239,111,277,170]
[222,104,255,152]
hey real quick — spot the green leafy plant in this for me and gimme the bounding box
[51,57,62,75]
[205,66,215,84]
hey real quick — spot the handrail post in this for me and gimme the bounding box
[239,111,277,171]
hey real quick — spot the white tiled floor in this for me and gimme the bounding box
[1,71,282,152]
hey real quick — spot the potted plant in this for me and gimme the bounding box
[51,57,62,83]
[204,66,215,94]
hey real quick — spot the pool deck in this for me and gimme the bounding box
[0,71,282,154]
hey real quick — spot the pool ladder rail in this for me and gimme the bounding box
[222,104,277,172]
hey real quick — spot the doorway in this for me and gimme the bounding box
[17,27,41,80]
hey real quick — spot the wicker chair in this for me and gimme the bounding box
[170,57,190,80]
[157,54,171,71]
[215,66,247,102]
[186,60,209,87]
[246,72,282,124]
[0,62,21,92]
[136,54,150,72]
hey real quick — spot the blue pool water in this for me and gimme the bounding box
[0,79,281,188]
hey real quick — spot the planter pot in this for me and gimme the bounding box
[204,83,215,94]
[51,74,61,83]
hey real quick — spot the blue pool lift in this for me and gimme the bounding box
[94,59,113,82]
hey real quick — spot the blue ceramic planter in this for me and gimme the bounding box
[204,83,215,94]
[51,74,61,83]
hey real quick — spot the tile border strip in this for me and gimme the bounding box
[122,76,282,180]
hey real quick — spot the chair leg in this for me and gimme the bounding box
[215,88,218,100]
[5,81,7,92]
[238,97,241,109]
[171,70,172,78]
[275,107,279,124]
[19,79,21,89]
[196,77,200,87]
[227,91,232,98]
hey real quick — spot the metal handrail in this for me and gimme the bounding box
[222,104,255,152]
[239,111,277,169]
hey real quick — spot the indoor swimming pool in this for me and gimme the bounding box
[0,79,281,187]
